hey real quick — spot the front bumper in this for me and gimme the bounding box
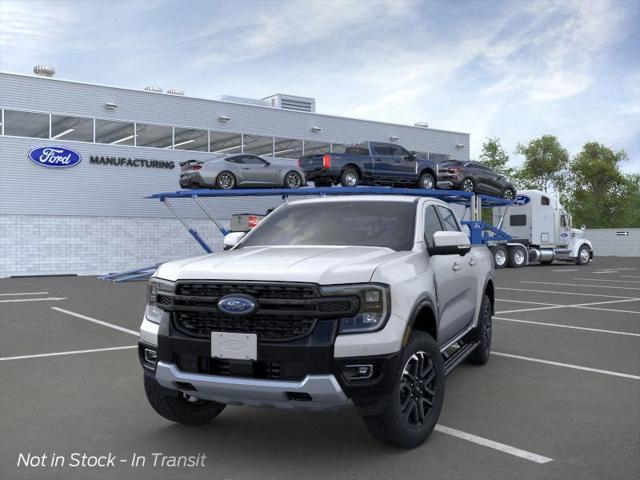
[155,361,351,411]
[140,315,400,415]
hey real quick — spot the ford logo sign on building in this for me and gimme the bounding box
[217,295,257,315]
[28,146,82,168]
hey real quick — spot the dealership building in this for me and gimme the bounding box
[0,69,470,277]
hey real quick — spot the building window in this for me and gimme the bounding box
[51,114,94,142]
[3,110,49,138]
[273,137,303,159]
[135,123,173,148]
[210,131,243,154]
[303,140,331,156]
[95,119,135,145]
[243,134,274,156]
[173,127,208,151]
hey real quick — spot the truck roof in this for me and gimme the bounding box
[287,194,448,206]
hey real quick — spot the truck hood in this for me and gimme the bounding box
[155,246,407,284]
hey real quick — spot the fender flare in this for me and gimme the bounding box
[402,293,438,346]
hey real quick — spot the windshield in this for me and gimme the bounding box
[240,201,416,251]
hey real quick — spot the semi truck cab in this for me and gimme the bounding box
[492,190,593,266]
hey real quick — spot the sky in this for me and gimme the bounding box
[1,0,638,172]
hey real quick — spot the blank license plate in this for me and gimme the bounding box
[211,332,257,361]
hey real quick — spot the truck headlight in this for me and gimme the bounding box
[320,284,391,334]
[145,278,175,324]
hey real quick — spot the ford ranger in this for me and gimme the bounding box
[298,142,439,190]
[139,195,494,448]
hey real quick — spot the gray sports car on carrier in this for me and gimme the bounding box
[179,154,306,189]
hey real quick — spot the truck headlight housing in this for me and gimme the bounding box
[320,284,391,334]
[145,278,175,324]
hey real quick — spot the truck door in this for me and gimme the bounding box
[425,204,478,344]
[387,144,416,182]
[371,143,395,181]
[558,210,571,246]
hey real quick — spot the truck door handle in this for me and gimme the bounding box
[452,262,462,272]
[469,257,477,266]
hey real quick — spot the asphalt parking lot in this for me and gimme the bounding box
[1,257,639,480]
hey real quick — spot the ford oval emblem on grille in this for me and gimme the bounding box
[217,295,257,315]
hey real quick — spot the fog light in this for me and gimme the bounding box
[343,364,373,381]
[144,348,157,365]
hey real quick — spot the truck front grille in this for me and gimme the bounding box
[167,281,358,342]
[174,311,316,341]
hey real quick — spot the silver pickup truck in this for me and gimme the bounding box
[139,195,494,448]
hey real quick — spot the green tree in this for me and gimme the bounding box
[566,142,632,228]
[515,135,569,193]
[479,137,513,176]
[618,174,640,227]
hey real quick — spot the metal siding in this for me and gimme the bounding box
[1,72,470,220]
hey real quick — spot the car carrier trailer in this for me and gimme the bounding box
[99,186,591,282]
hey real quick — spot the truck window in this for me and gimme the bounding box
[541,196,550,206]
[372,144,393,156]
[240,201,417,251]
[345,146,369,155]
[424,205,443,247]
[510,215,527,226]
[435,206,461,232]
[561,215,567,227]
[388,145,409,157]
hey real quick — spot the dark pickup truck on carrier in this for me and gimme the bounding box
[298,141,439,189]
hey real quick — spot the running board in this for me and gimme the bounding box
[443,341,479,376]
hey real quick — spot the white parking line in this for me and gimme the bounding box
[0,291,49,296]
[572,278,640,284]
[496,298,640,315]
[576,306,640,315]
[435,425,553,464]
[520,281,640,291]
[593,270,619,274]
[0,346,137,362]
[494,316,640,337]
[51,307,138,336]
[621,275,640,279]
[552,269,577,272]
[0,297,67,303]
[496,299,560,306]
[492,352,640,380]
[497,287,637,299]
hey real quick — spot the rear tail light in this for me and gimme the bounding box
[322,154,331,169]
[447,167,461,173]
[297,159,301,167]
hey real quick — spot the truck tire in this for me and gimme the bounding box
[490,245,508,269]
[361,331,445,448]
[576,245,591,265]
[418,172,435,190]
[462,178,475,192]
[466,294,492,365]
[143,374,226,426]
[502,187,516,201]
[340,168,360,187]
[507,245,526,268]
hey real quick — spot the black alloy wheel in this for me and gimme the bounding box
[400,351,438,426]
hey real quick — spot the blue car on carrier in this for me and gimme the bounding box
[298,141,438,189]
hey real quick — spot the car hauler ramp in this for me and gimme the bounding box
[100,187,512,282]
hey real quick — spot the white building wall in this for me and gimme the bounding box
[0,215,226,277]
[586,228,640,257]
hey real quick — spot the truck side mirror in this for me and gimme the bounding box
[406,151,416,161]
[581,225,586,231]
[223,232,246,250]
[428,231,471,256]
